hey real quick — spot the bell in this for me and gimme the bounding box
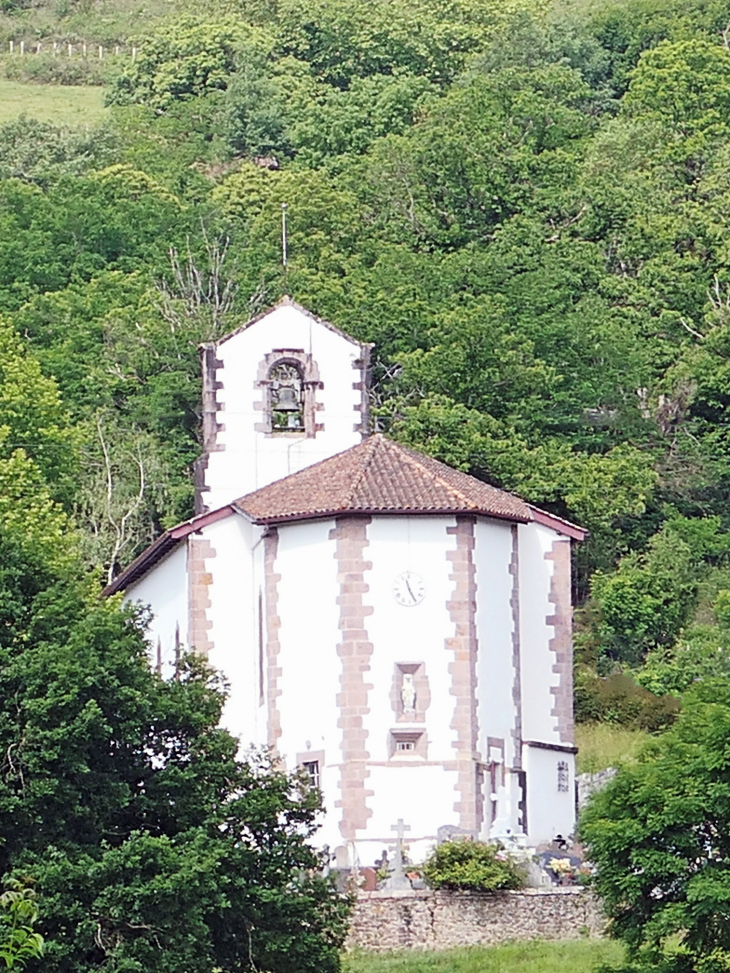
[275,386,300,411]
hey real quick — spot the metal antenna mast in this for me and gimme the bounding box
[281,202,288,268]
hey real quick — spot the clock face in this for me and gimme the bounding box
[392,571,426,607]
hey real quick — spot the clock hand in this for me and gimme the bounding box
[405,579,416,601]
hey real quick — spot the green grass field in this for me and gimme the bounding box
[343,940,625,973]
[575,722,650,774]
[0,79,107,125]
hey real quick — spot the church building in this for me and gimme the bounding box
[107,298,585,866]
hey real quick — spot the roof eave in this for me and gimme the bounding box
[102,531,179,597]
[528,506,587,542]
[102,504,237,596]
[242,506,532,526]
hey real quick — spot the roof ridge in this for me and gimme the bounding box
[391,440,480,510]
[346,435,381,506]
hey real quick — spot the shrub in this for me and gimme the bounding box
[635,627,730,698]
[574,666,680,731]
[588,524,698,667]
[422,840,524,892]
[107,18,273,111]
[3,54,108,86]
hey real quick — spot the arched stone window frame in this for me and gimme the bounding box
[254,349,323,438]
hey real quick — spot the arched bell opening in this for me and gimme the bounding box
[268,360,305,433]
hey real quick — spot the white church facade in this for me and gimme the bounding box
[107,298,585,866]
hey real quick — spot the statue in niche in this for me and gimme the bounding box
[269,362,304,432]
[401,673,416,715]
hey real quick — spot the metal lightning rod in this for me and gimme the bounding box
[281,202,288,267]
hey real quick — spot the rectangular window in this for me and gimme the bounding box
[389,730,426,759]
[302,760,320,788]
[296,750,324,792]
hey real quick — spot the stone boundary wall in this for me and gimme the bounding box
[347,888,604,952]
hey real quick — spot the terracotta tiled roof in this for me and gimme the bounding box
[104,435,585,596]
[236,434,533,525]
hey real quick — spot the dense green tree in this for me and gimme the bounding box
[0,496,350,973]
[0,316,77,501]
[0,118,118,187]
[108,17,275,111]
[581,680,730,972]
[270,0,517,88]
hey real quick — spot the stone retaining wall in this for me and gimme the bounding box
[347,888,604,952]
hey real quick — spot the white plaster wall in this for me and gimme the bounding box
[205,304,365,508]
[251,523,268,748]
[273,518,344,852]
[360,764,453,867]
[203,514,263,749]
[362,516,460,848]
[519,522,561,744]
[124,544,188,680]
[522,745,576,843]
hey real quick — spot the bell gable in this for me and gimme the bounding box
[195,298,372,512]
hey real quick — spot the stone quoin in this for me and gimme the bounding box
[105,298,586,866]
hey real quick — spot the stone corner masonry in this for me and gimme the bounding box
[545,538,574,745]
[330,516,375,840]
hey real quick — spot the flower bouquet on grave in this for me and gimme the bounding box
[548,857,576,885]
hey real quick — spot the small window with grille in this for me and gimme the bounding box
[302,760,320,788]
[389,730,426,759]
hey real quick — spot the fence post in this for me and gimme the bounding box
[9,40,14,54]
[82,42,87,58]
[68,42,72,56]
[19,40,24,55]
[132,46,137,61]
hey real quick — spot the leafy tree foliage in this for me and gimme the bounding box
[0,883,44,971]
[581,681,730,972]
[9,0,730,718]
[108,18,274,110]
[0,118,117,187]
[0,517,349,973]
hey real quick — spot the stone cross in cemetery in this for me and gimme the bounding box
[390,818,411,890]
